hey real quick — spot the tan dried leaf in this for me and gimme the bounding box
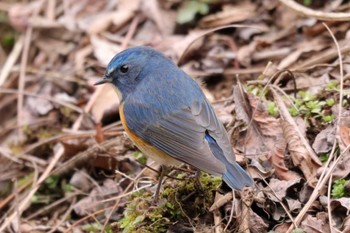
[339,114,350,148]
[281,120,319,187]
[267,178,301,202]
[91,85,119,123]
[141,0,176,35]
[73,179,121,216]
[333,111,350,179]
[268,139,301,181]
[278,39,327,69]
[312,124,335,154]
[232,86,283,159]
[249,210,269,233]
[271,87,321,186]
[199,3,256,28]
[330,197,350,211]
[300,214,330,233]
[341,215,350,233]
[90,35,121,66]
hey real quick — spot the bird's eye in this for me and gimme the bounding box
[120,64,129,73]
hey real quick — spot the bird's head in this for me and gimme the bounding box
[94,46,154,100]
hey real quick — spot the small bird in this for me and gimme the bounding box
[95,46,253,195]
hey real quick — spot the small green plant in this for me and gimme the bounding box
[322,115,334,123]
[303,0,312,6]
[288,91,334,123]
[319,153,329,163]
[326,81,339,91]
[332,179,348,198]
[133,151,147,165]
[292,228,305,233]
[82,223,113,233]
[267,101,279,117]
[45,176,60,190]
[246,84,268,98]
[325,98,335,107]
[177,1,209,24]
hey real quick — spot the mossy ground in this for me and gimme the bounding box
[118,172,222,233]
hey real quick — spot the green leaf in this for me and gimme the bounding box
[319,153,329,163]
[332,179,348,198]
[267,101,278,117]
[303,0,312,6]
[288,107,299,117]
[326,81,338,90]
[326,98,335,106]
[322,115,334,123]
[298,91,314,102]
[177,1,209,24]
[291,229,305,233]
[45,176,59,190]
[133,151,147,165]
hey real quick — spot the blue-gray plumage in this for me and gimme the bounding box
[95,46,254,191]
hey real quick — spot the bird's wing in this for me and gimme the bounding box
[123,98,235,176]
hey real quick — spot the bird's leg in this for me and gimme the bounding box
[194,169,204,193]
[152,165,166,204]
[182,169,205,202]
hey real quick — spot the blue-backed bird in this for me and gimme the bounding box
[94,46,253,199]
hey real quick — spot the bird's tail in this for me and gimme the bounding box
[223,163,254,191]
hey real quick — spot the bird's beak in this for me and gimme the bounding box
[94,76,112,86]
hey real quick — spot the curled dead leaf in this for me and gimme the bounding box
[339,112,350,148]
[300,214,330,233]
[312,124,335,154]
[249,211,269,233]
[331,111,350,179]
[281,120,319,187]
[232,85,283,159]
[199,3,256,28]
[266,178,302,203]
[268,138,301,181]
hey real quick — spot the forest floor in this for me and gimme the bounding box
[1,0,350,232]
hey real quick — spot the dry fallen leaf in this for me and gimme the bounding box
[69,169,92,192]
[300,214,330,233]
[266,178,301,203]
[249,210,269,233]
[91,85,119,123]
[199,2,256,28]
[73,179,121,216]
[312,124,335,154]
[339,112,350,147]
[341,215,350,233]
[281,120,319,187]
[90,35,121,66]
[271,87,321,187]
[232,86,283,160]
[333,111,350,179]
[268,138,301,181]
[277,38,327,69]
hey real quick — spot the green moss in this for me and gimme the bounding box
[81,223,113,233]
[332,179,348,198]
[118,172,221,232]
[291,228,305,233]
[132,151,147,165]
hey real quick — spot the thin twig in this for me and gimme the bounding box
[327,173,334,233]
[286,22,346,233]
[0,36,24,86]
[0,88,84,114]
[47,196,77,233]
[279,0,350,21]
[17,28,33,139]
